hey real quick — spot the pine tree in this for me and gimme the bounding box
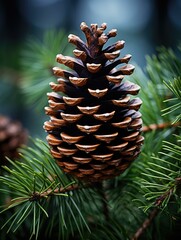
[0,22,180,240]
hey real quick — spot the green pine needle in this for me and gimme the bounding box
[0,138,91,239]
[21,30,72,110]
[138,134,181,210]
[131,44,181,126]
[162,77,181,123]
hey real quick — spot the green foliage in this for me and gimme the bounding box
[20,30,73,110]
[133,45,181,214]
[128,45,181,238]
[0,139,91,239]
[86,218,128,240]
[0,138,137,240]
[162,77,181,124]
[132,64,169,126]
[138,135,181,210]
[146,46,181,84]
[131,45,181,126]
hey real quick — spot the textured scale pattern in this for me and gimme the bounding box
[44,22,144,181]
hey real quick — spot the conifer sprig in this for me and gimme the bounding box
[137,135,181,212]
[0,139,90,239]
[21,30,72,110]
[162,77,181,123]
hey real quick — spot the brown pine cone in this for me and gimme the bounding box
[0,115,28,164]
[44,22,144,182]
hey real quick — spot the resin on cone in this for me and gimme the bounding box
[44,22,144,181]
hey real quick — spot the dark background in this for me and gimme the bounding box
[0,0,180,137]
[1,0,181,65]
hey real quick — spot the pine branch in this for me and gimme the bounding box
[132,135,181,239]
[29,183,92,201]
[96,181,110,221]
[162,77,181,124]
[142,121,180,133]
[131,208,159,240]
[132,178,179,240]
[0,139,92,239]
[132,44,181,127]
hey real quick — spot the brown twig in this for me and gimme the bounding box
[142,121,180,133]
[31,180,110,221]
[97,181,110,221]
[131,184,176,240]
[29,183,91,201]
[131,208,159,240]
[41,183,81,197]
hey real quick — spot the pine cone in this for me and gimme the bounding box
[44,22,144,181]
[0,115,28,164]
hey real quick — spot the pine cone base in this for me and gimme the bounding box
[44,22,144,182]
